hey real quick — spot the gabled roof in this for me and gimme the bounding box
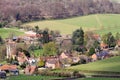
[46,59,59,64]
[92,34,100,40]
[96,51,109,57]
[60,51,72,58]
[0,64,17,71]
[100,42,108,48]
[117,40,120,46]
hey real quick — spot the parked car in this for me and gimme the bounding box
[9,69,19,76]
[0,71,6,79]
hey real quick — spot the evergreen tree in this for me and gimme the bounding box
[72,28,85,52]
[102,34,108,44]
[102,32,116,48]
[107,32,116,48]
[35,25,39,34]
[42,30,50,44]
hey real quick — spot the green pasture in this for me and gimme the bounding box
[68,56,120,72]
[77,78,120,80]
[111,0,120,3]
[0,28,24,39]
[9,75,63,80]
[22,14,120,35]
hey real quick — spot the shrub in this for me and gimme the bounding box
[37,60,45,68]
[88,47,95,56]
[0,23,2,28]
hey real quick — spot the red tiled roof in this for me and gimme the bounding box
[0,64,17,70]
[100,42,108,47]
[92,34,100,40]
[117,40,120,45]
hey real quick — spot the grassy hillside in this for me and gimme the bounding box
[0,28,24,39]
[78,78,120,80]
[68,56,120,72]
[111,0,120,3]
[23,14,120,35]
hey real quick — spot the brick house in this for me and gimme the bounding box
[45,58,61,69]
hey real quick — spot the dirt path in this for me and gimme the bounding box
[95,14,102,27]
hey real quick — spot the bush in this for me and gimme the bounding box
[88,47,95,56]
[0,23,2,28]
[0,36,4,44]
[37,60,45,68]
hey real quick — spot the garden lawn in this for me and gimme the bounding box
[68,56,120,72]
[22,14,120,35]
[33,49,44,57]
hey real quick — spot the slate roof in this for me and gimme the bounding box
[96,51,109,57]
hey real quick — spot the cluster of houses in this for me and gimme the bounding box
[0,30,120,76]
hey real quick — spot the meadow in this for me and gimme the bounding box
[111,0,120,3]
[9,76,120,80]
[9,75,63,80]
[0,28,24,39]
[22,14,120,35]
[68,56,120,72]
[77,78,120,80]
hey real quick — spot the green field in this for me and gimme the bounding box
[9,75,63,80]
[68,56,120,72]
[23,14,120,35]
[0,28,24,39]
[9,76,120,80]
[77,78,120,80]
[9,75,120,80]
[111,0,120,3]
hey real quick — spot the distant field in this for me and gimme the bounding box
[111,0,120,3]
[0,28,24,39]
[22,14,120,35]
[68,56,120,72]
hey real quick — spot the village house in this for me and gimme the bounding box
[60,39,72,51]
[45,57,61,69]
[92,50,109,61]
[92,34,101,42]
[117,40,120,47]
[72,57,80,63]
[100,41,108,50]
[59,51,72,59]
[0,64,17,71]
[91,54,98,61]
[115,40,120,50]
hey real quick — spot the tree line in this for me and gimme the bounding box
[0,0,120,25]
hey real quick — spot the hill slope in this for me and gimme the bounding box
[23,14,120,35]
[68,56,120,72]
[110,0,120,3]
